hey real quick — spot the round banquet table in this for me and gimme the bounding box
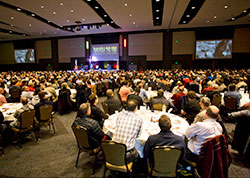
[0,103,22,122]
[103,106,189,157]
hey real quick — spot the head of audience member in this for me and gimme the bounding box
[38,92,47,100]
[77,103,91,118]
[159,115,172,131]
[62,82,68,89]
[34,88,41,96]
[46,83,52,87]
[176,81,183,86]
[122,80,128,87]
[207,81,213,87]
[22,86,29,92]
[179,86,185,93]
[127,99,138,112]
[228,83,236,92]
[89,93,98,106]
[213,84,219,91]
[21,97,29,106]
[206,105,219,120]
[200,97,211,109]
[135,88,141,95]
[157,89,164,98]
[187,91,196,100]
[0,88,4,95]
[106,89,114,98]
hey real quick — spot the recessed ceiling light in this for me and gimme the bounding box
[183,21,186,23]
[23,34,26,36]
[87,0,91,1]
[29,24,32,27]
[53,12,56,15]
[10,24,13,27]
[71,9,74,13]
[156,10,160,12]
[156,0,160,2]
[10,16,14,20]
[67,20,69,22]
[39,32,42,35]
[231,17,235,21]
[43,30,46,32]
[41,5,44,9]
[191,6,195,9]
[156,17,159,19]
[111,21,114,23]
[207,20,210,23]
[124,4,128,6]
[104,14,107,17]
[82,18,85,21]
[224,5,228,9]
[133,22,136,24]
[48,21,51,23]
[17,8,21,11]
[95,6,99,9]
[214,15,217,19]
[60,3,63,6]
[54,32,57,34]
[243,10,247,13]
[57,28,60,30]
[31,14,35,17]
[129,14,132,17]
[9,31,12,33]
[186,15,190,17]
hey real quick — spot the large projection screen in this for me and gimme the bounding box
[91,43,119,61]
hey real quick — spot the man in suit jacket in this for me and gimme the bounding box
[104,89,121,115]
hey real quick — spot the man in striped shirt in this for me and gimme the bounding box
[112,99,143,163]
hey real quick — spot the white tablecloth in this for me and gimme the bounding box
[221,91,249,107]
[146,90,173,100]
[0,103,22,122]
[55,89,77,98]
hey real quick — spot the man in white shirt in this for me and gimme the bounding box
[185,105,222,162]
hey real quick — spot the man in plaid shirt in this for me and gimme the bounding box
[112,99,143,163]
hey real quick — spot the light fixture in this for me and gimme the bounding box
[11,16,14,20]
[133,22,136,24]
[57,28,60,30]
[10,24,13,27]
[156,17,159,19]
[48,21,51,23]
[186,15,190,17]
[31,14,35,17]
[9,31,12,33]
[86,41,89,49]
[29,24,32,26]
[124,4,128,6]
[243,10,247,13]
[207,20,210,23]
[43,29,46,32]
[23,34,26,36]
[82,18,85,21]
[231,17,235,21]
[17,8,21,11]
[71,9,74,12]
[111,21,114,23]
[104,14,107,17]
[214,15,217,19]
[106,23,110,26]
[41,5,44,9]
[224,5,228,9]
[156,10,160,12]
[53,12,56,15]
[156,0,160,2]
[95,6,99,9]
[191,6,195,9]
[183,21,186,23]
[87,0,91,1]
[129,14,132,17]
[60,3,63,6]
[54,32,57,34]
[39,32,42,35]
[67,20,69,22]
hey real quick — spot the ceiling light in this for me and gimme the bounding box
[191,6,195,9]
[156,0,160,2]
[186,15,190,17]
[231,17,235,21]
[41,5,44,9]
[57,28,60,30]
[214,15,217,19]
[11,16,14,20]
[54,32,57,34]
[71,9,74,12]
[156,17,159,19]
[95,6,99,9]
[39,32,42,35]
[107,23,110,26]
[124,4,128,6]
[10,24,13,27]
[48,21,51,23]
[243,10,247,13]
[67,20,69,22]
[183,21,186,23]
[29,24,32,27]
[82,19,85,21]
[111,21,114,23]
[156,10,160,12]
[224,5,228,9]
[31,14,35,17]
[104,14,107,17]
[60,3,63,6]
[9,31,12,33]
[129,14,132,17]
[207,20,210,23]
[43,30,46,32]
[87,0,91,1]
[53,12,56,15]
[133,22,136,24]
[17,8,21,11]
[136,25,138,27]
[23,34,26,36]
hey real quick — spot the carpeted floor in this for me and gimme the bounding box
[0,95,250,178]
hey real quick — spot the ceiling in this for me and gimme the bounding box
[0,0,249,41]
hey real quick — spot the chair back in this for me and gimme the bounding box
[153,103,163,111]
[58,91,72,114]
[151,146,182,177]
[101,102,109,114]
[20,110,35,130]
[224,95,237,111]
[101,141,128,172]
[72,124,91,149]
[11,88,21,99]
[212,93,222,108]
[39,105,53,121]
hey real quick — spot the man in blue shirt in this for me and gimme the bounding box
[224,83,242,109]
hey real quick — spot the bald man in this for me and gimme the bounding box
[185,105,222,162]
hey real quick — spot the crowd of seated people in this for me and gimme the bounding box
[0,69,250,175]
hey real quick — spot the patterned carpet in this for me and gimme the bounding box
[0,96,250,178]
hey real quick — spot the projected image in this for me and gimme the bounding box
[91,43,119,61]
[15,49,35,63]
[196,39,232,59]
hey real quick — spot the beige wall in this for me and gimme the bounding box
[172,31,195,55]
[35,40,52,62]
[128,33,163,61]
[0,43,15,64]
[233,28,250,53]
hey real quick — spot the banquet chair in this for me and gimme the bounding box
[58,91,72,115]
[224,95,237,113]
[35,105,56,135]
[101,140,134,178]
[212,93,222,108]
[153,104,163,111]
[9,88,21,103]
[71,124,102,176]
[148,146,182,178]
[11,110,37,148]
[101,102,109,115]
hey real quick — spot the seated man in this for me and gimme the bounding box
[104,89,122,115]
[127,88,143,109]
[171,86,186,112]
[224,83,242,109]
[193,97,211,124]
[185,105,222,162]
[34,92,53,122]
[119,81,131,103]
[112,99,143,163]
[10,97,31,128]
[73,103,104,149]
[144,114,186,166]
[150,89,175,111]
